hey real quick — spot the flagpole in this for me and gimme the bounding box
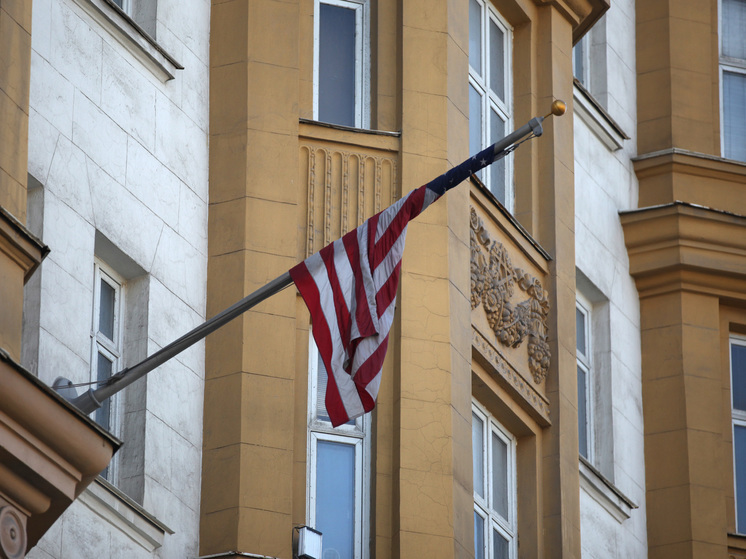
[55,101,566,415]
[57,272,293,414]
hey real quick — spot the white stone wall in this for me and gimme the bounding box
[573,0,648,557]
[23,0,209,557]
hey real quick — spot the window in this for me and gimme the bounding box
[307,337,370,559]
[720,0,746,162]
[472,401,517,559]
[91,261,125,479]
[314,0,370,128]
[576,297,592,461]
[469,0,512,207]
[731,336,746,533]
[573,35,589,89]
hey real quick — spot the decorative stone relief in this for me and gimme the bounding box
[470,207,551,383]
[300,144,397,257]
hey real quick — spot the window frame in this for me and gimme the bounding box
[573,34,590,89]
[312,0,370,129]
[91,260,125,480]
[468,0,513,208]
[307,336,371,559]
[576,295,593,463]
[731,334,746,534]
[472,399,517,559]
[719,0,746,162]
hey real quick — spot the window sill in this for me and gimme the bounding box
[579,456,637,523]
[573,79,629,152]
[69,0,183,82]
[78,477,173,552]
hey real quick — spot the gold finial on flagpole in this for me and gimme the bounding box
[544,100,567,119]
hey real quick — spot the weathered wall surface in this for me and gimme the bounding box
[573,0,647,556]
[23,1,209,557]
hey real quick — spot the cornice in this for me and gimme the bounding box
[633,148,746,186]
[620,202,746,300]
[533,0,609,44]
[0,206,48,281]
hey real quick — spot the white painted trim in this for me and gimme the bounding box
[579,458,636,524]
[68,0,182,82]
[472,399,517,559]
[79,478,171,552]
[306,335,370,559]
[576,295,594,465]
[573,85,626,151]
[731,335,746,533]
[312,0,370,128]
[468,0,513,210]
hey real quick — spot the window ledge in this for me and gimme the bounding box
[579,456,638,523]
[78,477,173,552]
[69,0,183,82]
[573,79,629,152]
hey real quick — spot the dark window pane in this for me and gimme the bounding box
[95,352,113,432]
[733,344,746,411]
[316,441,356,558]
[473,412,485,498]
[489,19,504,101]
[724,71,746,163]
[319,4,357,127]
[573,38,586,86]
[735,425,746,533]
[578,365,588,459]
[469,0,482,75]
[723,0,746,60]
[491,431,508,520]
[99,279,116,340]
[489,109,505,203]
[474,511,485,559]
[493,528,510,559]
[576,307,586,355]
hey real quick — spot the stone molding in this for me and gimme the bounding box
[470,207,551,384]
[472,328,551,426]
[621,202,746,299]
[0,350,119,553]
[533,0,609,43]
[299,123,399,257]
[0,207,48,281]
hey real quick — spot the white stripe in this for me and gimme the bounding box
[306,249,365,419]
[350,222,379,341]
[374,189,414,243]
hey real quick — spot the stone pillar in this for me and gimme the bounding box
[394,0,473,557]
[201,0,301,557]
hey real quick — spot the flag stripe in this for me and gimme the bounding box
[291,143,501,426]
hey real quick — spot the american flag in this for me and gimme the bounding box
[290,143,502,427]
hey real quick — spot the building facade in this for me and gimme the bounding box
[2,0,746,558]
[14,0,210,557]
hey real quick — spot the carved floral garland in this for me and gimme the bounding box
[470,208,551,383]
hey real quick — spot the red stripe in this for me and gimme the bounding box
[370,186,426,269]
[290,262,350,426]
[376,261,402,318]
[354,336,389,387]
[343,230,376,339]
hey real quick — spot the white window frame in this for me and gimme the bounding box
[731,335,746,533]
[312,0,370,128]
[111,0,131,13]
[576,295,593,463]
[91,260,125,480]
[469,0,513,209]
[307,336,370,559]
[472,399,517,559]
[719,0,746,161]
